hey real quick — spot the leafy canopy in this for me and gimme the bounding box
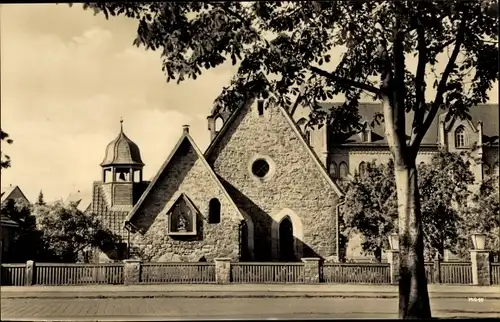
[2,199,119,263]
[33,202,120,262]
[1,130,13,169]
[341,151,477,261]
[340,159,397,262]
[417,151,474,260]
[457,174,500,258]
[80,1,498,150]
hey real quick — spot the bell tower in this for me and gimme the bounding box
[100,119,145,206]
[207,105,232,141]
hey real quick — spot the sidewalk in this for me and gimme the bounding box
[2,283,499,299]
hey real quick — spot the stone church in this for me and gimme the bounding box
[90,98,498,263]
[90,98,344,262]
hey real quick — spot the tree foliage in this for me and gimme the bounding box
[456,174,500,259]
[1,130,13,169]
[1,199,41,262]
[417,151,474,260]
[342,152,477,262]
[341,160,397,262]
[36,190,46,206]
[2,199,119,263]
[32,202,119,262]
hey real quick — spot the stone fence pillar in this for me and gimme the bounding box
[387,250,399,284]
[301,258,321,284]
[471,250,491,286]
[123,259,141,285]
[214,258,231,284]
[25,260,35,286]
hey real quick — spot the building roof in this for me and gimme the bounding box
[65,190,92,213]
[125,126,248,226]
[1,213,19,228]
[1,185,29,205]
[317,103,498,146]
[204,97,344,198]
[101,121,144,167]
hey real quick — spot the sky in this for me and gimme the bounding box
[1,4,240,202]
[1,4,498,203]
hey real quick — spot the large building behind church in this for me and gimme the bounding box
[89,99,498,263]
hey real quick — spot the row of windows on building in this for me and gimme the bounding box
[330,160,499,180]
[305,124,471,147]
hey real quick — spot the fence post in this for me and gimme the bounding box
[433,253,441,284]
[387,250,399,284]
[123,259,141,285]
[24,260,35,286]
[302,258,321,283]
[471,250,491,286]
[214,258,231,284]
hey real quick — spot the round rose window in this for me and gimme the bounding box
[251,159,270,178]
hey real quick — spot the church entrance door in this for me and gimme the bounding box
[279,217,295,262]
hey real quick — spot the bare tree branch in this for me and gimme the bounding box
[390,12,408,162]
[309,66,381,95]
[411,13,467,150]
[409,17,428,152]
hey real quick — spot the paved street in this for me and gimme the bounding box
[2,296,500,320]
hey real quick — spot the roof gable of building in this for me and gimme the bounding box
[204,97,344,198]
[125,129,246,226]
[1,185,30,206]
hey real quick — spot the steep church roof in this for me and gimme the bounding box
[125,125,247,226]
[101,120,144,167]
[204,97,344,198]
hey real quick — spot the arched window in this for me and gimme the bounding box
[483,163,490,177]
[359,162,366,178]
[329,161,338,179]
[339,162,348,179]
[208,198,221,224]
[215,117,224,132]
[455,126,468,148]
[419,161,426,168]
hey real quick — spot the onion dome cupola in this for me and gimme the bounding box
[101,119,144,185]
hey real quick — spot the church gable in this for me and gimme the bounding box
[205,98,343,261]
[124,129,247,262]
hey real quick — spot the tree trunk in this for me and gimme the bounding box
[394,164,432,319]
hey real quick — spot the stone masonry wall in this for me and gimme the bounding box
[129,139,242,262]
[207,100,340,261]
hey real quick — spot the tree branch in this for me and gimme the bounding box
[411,13,467,150]
[309,66,381,95]
[389,8,408,163]
[409,17,428,153]
[290,93,303,117]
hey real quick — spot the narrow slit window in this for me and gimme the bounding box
[257,100,264,116]
[208,198,221,224]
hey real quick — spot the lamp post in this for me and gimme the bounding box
[387,233,400,284]
[471,233,487,250]
[470,232,490,285]
[389,233,399,251]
